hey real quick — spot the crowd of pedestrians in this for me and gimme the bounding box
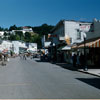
[19,53,27,60]
[0,53,9,66]
[72,53,85,68]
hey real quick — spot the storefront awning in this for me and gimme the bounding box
[58,45,71,51]
[72,38,100,49]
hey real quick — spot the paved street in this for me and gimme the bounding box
[0,57,100,99]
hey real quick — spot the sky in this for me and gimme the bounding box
[0,0,100,28]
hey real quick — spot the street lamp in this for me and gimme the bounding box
[83,32,88,71]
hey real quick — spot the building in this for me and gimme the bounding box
[71,18,100,67]
[49,20,91,63]
[87,18,100,40]
[22,27,33,33]
[27,43,37,53]
[50,20,91,46]
[12,41,27,54]
[0,40,12,53]
[0,31,4,38]
[10,26,33,35]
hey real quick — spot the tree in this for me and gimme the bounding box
[9,25,17,31]
[30,34,42,48]
[4,32,8,40]
[0,27,4,31]
[8,34,16,41]
[15,34,20,40]
[15,31,23,40]
[32,24,54,35]
[24,32,31,42]
[32,24,54,43]
[4,28,9,31]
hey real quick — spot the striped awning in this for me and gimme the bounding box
[72,38,100,48]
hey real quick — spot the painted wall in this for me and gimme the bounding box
[87,20,100,40]
[51,20,91,45]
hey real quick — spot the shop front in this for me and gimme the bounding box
[57,45,71,63]
[72,38,100,68]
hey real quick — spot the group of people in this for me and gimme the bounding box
[0,53,9,66]
[19,53,27,60]
[72,53,85,68]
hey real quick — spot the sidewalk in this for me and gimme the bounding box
[78,69,100,77]
[56,63,100,77]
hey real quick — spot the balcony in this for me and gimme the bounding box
[59,36,65,40]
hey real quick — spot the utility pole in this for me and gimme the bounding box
[83,32,88,71]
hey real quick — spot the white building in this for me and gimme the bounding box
[10,27,33,35]
[27,43,37,53]
[41,35,51,48]
[22,27,33,33]
[0,31,4,37]
[51,20,91,45]
[12,41,27,54]
[0,40,12,52]
[87,18,100,40]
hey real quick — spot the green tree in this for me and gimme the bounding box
[31,34,42,48]
[4,32,8,40]
[15,31,23,40]
[32,24,54,35]
[9,25,17,31]
[24,32,31,42]
[15,34,20,40]
[0,27,4,31]
[8,34,16,41]
[32,24,54,44]
[4,28,9,31]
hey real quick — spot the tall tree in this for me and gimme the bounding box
[8,34,16,41]
[32,24,54,35]
[24,32,31,42]
[4,32,8,40]
[15,31,23,40]
[0,27,4,31]
[9,25,17,31]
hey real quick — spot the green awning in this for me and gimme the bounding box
[58,45,71,51]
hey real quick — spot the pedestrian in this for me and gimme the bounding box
[2,54,6,66]
[79,53,85,68]
[23,54,27,60]
[76,53,80,67]
[73,54,77,67]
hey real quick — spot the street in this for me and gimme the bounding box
[0,57,100,99]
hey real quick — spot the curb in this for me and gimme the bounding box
[54,63,100,77]
[78,70,100,77]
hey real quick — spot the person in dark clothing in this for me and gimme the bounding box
[79,53,85,68]
[73,54,77,67]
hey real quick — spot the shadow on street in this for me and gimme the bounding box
[35,59,78,71]
[76,78,100,90]
[55,63,78,71]
[35,59,49,62]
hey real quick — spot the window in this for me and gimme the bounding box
[77,29,81,39]
[70,38,72,43]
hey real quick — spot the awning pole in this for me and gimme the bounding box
[84,37,88,71]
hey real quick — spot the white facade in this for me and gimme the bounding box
[51,20,91,45]
[87,18,100,40]
[44,42,51,48]
[27,43,37,52]
[0,40,12,51]
[12,41,27,54]
[22,27,33,33]
[10,27,33,35]
[0,31,4,37]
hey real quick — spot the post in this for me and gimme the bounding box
[84,37,88,71]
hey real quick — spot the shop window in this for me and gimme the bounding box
[70,38,72,43]
[77,29,81,39]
